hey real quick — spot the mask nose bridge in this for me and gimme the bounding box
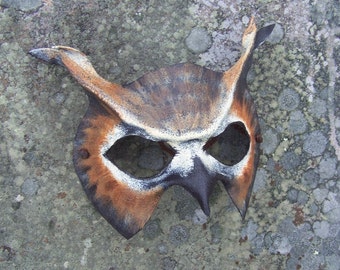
[165,140,217,216]
[164,139,202,178]
[168,138,206,151]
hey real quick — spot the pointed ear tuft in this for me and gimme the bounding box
[29,48,64,66]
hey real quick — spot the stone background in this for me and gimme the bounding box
[0,0,339,269]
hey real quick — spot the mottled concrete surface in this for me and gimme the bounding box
[1,0,339,269]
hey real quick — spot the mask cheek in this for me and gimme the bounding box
[203,95,261,218]
[73,98,165,239]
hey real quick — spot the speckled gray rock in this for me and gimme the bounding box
[21,178,39,196]
[286,256,300,269]
[175,197,198,220]
[297,190,309,205]
[278,88,300,111]
[264,232,292,254]
[280,151,301,170]
[241,219,258,242]
[321,227,340,254]
[303,130,327,156]
[250,234,265,255]
[309,202,319,215]
[287,188,299,203]
[288,110,307,134]
[252,168,267,193]
[313,221,330,239]
[278,219,316,267]
[300,247,326,270]
[143,219,162,239]
[322,192,340,223]
[289,238,313,260]
[169,224,190,246]
[0,0,42,12]
[326,255,340,270]
[210,222,223,244]
[161,257,177,270]
[262,128,279,155]
[309,97,327,117]
[174,186,199,220]
[185,27,212,53]
[313,188,329,203]
[319,157,337,179]
[265,158,277,173]
[326,180,338,191]
[157,242,168,255]
[49,92,66,106]
[22,148,41,167]
[192,209,208,225]
[172,185,192,202]
[323,192,338,213]
[302,169,320,188]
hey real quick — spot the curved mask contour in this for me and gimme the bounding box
[30,17,274,238]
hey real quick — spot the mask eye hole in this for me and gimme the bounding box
[104,136,175,178]
[204,122,250,165]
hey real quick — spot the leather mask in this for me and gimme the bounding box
[30,17,274,238]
